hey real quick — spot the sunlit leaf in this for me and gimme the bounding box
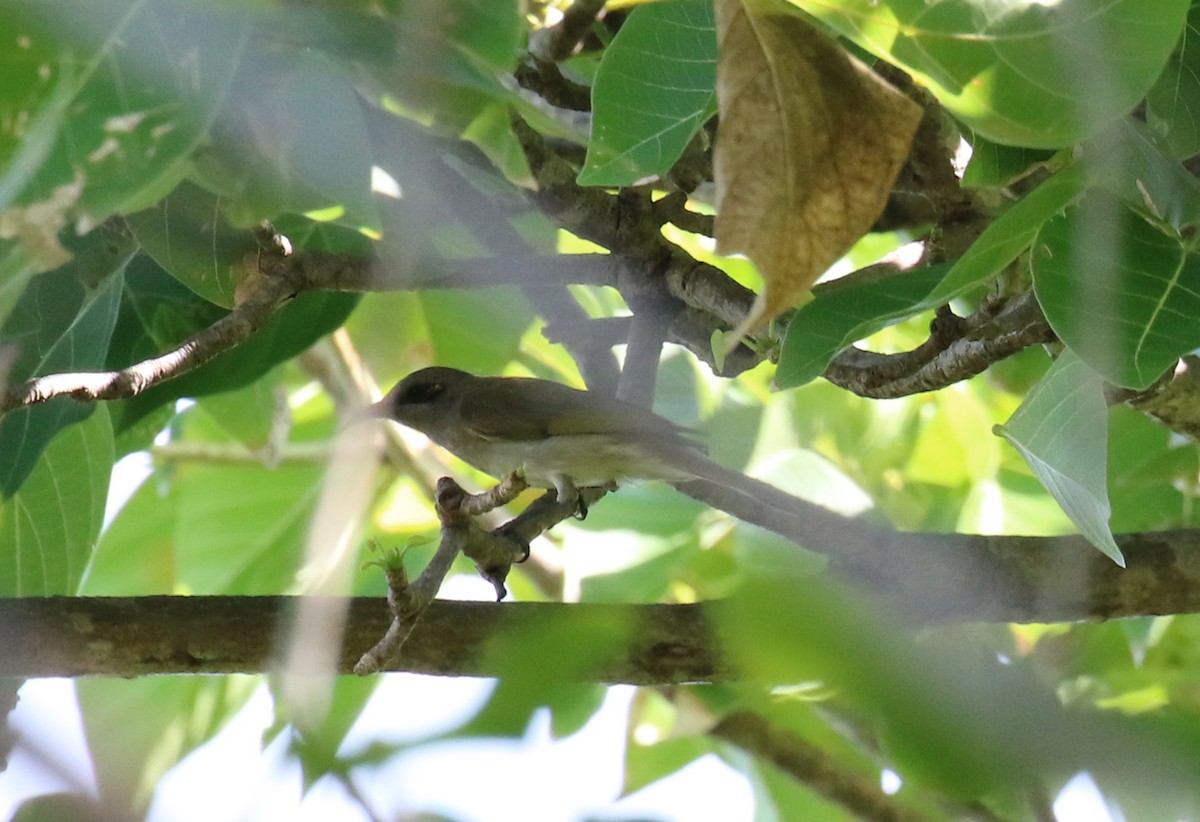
[996,349,1123,565]
[173,457,324,595]
[82,462,176,596]
[795,0,1190,148]
[906,389,997,489]
[580,0,718,186]
[713,0,921,332]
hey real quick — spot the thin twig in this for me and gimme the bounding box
[354,476,534,673]
[0,258,303,415]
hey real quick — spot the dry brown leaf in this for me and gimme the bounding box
[713,0,922,339]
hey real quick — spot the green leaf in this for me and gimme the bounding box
[1147,4,1200,159]
[578,482,705,538]
[173,458,324,595]
[459,610,637,738]
[271,213,379,259]
[11,793,110,822]
[933,123,1200,321]
[1086,118,1200,231]
[418,289,534,375]
[996,350,1123,565]
[81,463,177,596]
[905,390,998,488]
[78,676,257,813]
[579,541,694,604]
[195,378,281,450]
[0,243,64,330]
[961,135,1054,188]
[0,404,113,596]
[200,50,381,234]
[278,675,380,789]
[753,761,861,822]
[0,50,78,274]
[624,735,714,796]
[2,0,247,224]
[548,685,609,739]
[461,101,535,188]
[579,0,717,185]
[795,0,1190,147]
[775,263,951,387]
[367,0,521,131]
[0,258,125,496]
[108,257,358,433]
[1032,194,1200,389]
[928,162,1087,305]
[103,253,225,371]
[123,182,259,308]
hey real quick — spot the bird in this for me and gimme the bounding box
[362,366,711,513]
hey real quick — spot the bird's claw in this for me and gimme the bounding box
[495,522,531,562]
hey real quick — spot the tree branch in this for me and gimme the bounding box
[529,0,608,63]
[823,292,1055,398]
[514,58,592,112]
[1121,355,1200,439]
[711,710,927,822]
[9,515,1200,682]
[0,596,727,682]
[509,111,772,374]
[0,259,304,415]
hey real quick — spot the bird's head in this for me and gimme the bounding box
[360,366,474,435]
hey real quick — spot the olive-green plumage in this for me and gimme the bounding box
[367,367,708,503]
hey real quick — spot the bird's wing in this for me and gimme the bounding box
[460,377,704,452]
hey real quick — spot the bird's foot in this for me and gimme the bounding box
[553,476,588,520]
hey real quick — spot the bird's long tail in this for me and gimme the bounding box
[666,451,879,555]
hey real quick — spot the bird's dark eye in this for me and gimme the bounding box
[398,380,444,407]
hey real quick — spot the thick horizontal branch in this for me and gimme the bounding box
[842,528,1200,623]
[8,521,1200,681]
[674,468,1200,623]
[0,596,726,682]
